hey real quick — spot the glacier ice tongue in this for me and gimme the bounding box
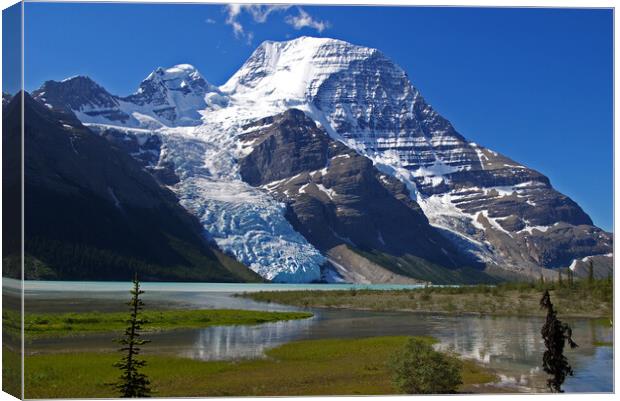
[177,178,324,282]
[157,118,325,283]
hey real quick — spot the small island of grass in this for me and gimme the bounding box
[3,309,313,338]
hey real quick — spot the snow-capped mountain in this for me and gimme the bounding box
[217,37,612,277]
[33,64,218,129]
[124,64,215,125]
[31,36,612,282]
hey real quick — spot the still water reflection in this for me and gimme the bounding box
[20,280,613,393]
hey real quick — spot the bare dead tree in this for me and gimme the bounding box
[540,290,578,392]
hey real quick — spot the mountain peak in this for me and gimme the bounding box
[32,75,119,112]
[144,63,204,84]
[221,36,384,100]
[42,75,107,93]
[60,74,97,84]
[259,36,374,51]
[133,63,213,100]
[119,63,214,124]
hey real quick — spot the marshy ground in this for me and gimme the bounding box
[240,279,613,319]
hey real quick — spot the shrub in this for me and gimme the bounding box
[389,338,462,394]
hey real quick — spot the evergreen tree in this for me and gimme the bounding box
[557,270,563,287]
[114,273,152,397]
[567,268,573,288]
[588,260,594,284]
[540,290,578,393]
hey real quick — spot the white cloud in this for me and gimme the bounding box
[224,5,330,44]
[246,5,290,23]
[225,4,245,39]
[225,5,290,44]
[285,8,330,33]
[205,18,217,24]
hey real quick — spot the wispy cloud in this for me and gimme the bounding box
[285,8,330,33]
[225,4,246,39]
[224,5,330,44]
[245,4,290,23]
[225,5,288,44]
[205,18,217,24]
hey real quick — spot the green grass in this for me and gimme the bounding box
[24,336,496,398]
[2,346,21,398]
[240,278,612,318]
[592,340,613,347]
[4,309,313,338]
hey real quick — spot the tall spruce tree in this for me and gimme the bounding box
[588,260,595,284]
[540,290,578,392]
[114,273,152,397]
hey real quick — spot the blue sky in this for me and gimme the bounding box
[20,3,613,231]
[2,1,21,93]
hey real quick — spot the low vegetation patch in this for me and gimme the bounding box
[5,309,313,338]
[2,346,21,398]
[390,337,463,394]
[240,278,612,318]
[24,336,496,398]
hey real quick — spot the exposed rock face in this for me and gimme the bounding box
[325,245,425,284]
[569,254,613,279]
[88,125,180,186]
[17,92,260,282]
[32,76,131,122]
[238,109,492,283]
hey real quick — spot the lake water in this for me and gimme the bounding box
[13,279,614,393]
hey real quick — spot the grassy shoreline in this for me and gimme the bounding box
[3,309,313,338]
[239,279,613,319]
[21,336,497,398]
